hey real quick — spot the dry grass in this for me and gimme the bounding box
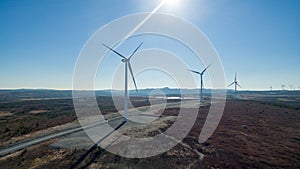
[0,111,13,117]
[29,110,49,114]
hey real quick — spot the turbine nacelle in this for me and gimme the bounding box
[121,58,128,62]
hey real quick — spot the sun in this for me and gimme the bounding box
[163,0,181,8]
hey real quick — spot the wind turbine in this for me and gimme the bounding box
[228,72,241,98]
[270,86,273,91]
[281,84,285,90]
[290,85,293,91]
[188,64,211,102]
[103,42,143,121]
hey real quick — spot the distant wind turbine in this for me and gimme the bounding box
[270,86,273,91]
[281,85,285,90]
[290,85,293,91]
[228,72,241,98]
[188,64,211,102]
[103,42,143,121]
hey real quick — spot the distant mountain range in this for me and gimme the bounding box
[0,88,299,103]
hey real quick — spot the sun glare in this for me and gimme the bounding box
[163,0,181,8]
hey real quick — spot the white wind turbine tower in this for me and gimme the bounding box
[228,72,241,98]
[103,42,143,121]
[188,64,211,102]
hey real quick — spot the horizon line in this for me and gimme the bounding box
[0,87,298,92]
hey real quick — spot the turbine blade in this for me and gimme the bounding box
[129,42,143,60]
[201,64,211,75]
[103,44,127,59]
[227,82,235,87]
[188,69,201,75]
[237,83,242,88]
[235,72,237,82]
[128,62,138,92]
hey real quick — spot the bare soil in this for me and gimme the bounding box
[0,111,12,117]
[29,110,49,114]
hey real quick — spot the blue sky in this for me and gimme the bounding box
[0,0,299,90]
